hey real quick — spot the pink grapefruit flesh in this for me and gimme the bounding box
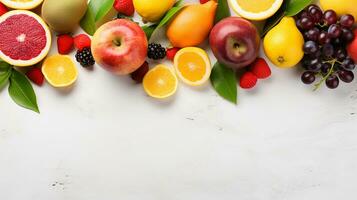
[0,10,51,67]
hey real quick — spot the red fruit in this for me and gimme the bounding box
[240,71,258,89]
[0,2,8,16]
[249,58,271,79]
[166,47,181,61]
[347,29,357,63]
[26,67,44,86]
[74,34,91,51]
[57,34,74,54]
[200,0,210,3]
[130,61,149,83]
[114,0,134,16]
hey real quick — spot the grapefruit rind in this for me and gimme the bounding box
[0,10,51,67]
[1,0,43,10]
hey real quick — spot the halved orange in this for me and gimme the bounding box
[1,0,43,10]
[174,47,211,86]
[229,0,283,20]
[143,64,178,99]
[42,55,78,88]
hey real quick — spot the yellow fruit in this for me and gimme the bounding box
[42,55,78,87]
[1,0,43,10]
[133,0,175,22]
[229,0,283,20]
[143,64,178,99]
[263,17,304,68]
[166,1,217,48]
[320,0,357,19]
[174,47,211,86]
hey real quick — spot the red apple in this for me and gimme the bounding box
[209,17,260,69]
[347,29,357,63]
[92,19,148,75]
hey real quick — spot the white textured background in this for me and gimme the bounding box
[1,0,357,199]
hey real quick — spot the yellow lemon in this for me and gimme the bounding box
[42,55,78,87]
[320,0,357,19]
[263,17,304,68]
[143,64,178,99]
[133,0,175,22]
[174,47,211,86]
[229,0,283,20]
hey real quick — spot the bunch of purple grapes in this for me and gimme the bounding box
[295,5,356,89]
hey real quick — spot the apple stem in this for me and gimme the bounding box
[113,38,121,47]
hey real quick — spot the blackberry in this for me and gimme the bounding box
[75,47,95,67]
[148,43,166,60]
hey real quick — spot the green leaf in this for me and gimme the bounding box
[8,69,39,113]
[215,0,231,24]
[80,0,115,35]
[0,63,11,89]
[141,1,184,40]
[261,0,290,37]
[142,24,158,40]
[210,62,237,104]
[285,0,313,16]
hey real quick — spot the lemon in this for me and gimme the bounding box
[133,0,175,22]
[1,0,43,10]
[320,0,357,19]
[263,17,304,68]
[229,0,283,20]
[42,55,78,87]
[174,47,211,86]
[143,64,178,99]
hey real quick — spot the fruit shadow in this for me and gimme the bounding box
[54,83,77,95]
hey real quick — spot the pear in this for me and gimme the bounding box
[263,17,304,68]
[42,0,87,33]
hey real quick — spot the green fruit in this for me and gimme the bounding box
[42,0,87,33]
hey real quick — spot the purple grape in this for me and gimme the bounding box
[307,4,320,12]
[303,41,319,54]
[318,31,331,44]
[309,7,323,23]
[307,58,322,71]
[298,10,310,19]
[296,19,304,30]
[326,75,339,89]
[332,38,343,46]
[327,24,342,38]
[341,28,355,42]
[340,14,355,28]
[338,70,354,83]
[322,43,334,58]
[335,48,347,61]
[305,27,320,41]
[301,71,316,84]
[321,63,332,74]
[324,10,338,25]
[301,16,315,30]
[341,58,356,70]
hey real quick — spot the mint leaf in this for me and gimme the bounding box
[80,0,115,35]
[0,63,11,89]
[210,62,237,104]
[285,0,313,16]
[215,0,231,23]
[8,69,39,113]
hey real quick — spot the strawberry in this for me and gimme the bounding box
[57,34,74,54]
[249,58,271,79]
[239,71,258,89]
[166,47,181,61]
[200,0,210,4]
[114,0,135,16]
[131,61,149,83]
[26,68,44,86]
[0,2,8,16]
[73,34,91,51]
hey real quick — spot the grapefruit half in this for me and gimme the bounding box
[0,10,51,67]
[1,0,43,10]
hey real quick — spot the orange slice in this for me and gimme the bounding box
[174,47,211,86]
[42,55,78,88]
[143,64,178,99]
[1,0,43,10]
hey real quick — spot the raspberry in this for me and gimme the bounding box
[249,58,271,79]
[239,71,258,89]
[166,47,181,61]
[26,67,44,86]
[73,34,91,51]
[57,34,74,55]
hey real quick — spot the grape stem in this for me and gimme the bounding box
[313,59,336,91]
